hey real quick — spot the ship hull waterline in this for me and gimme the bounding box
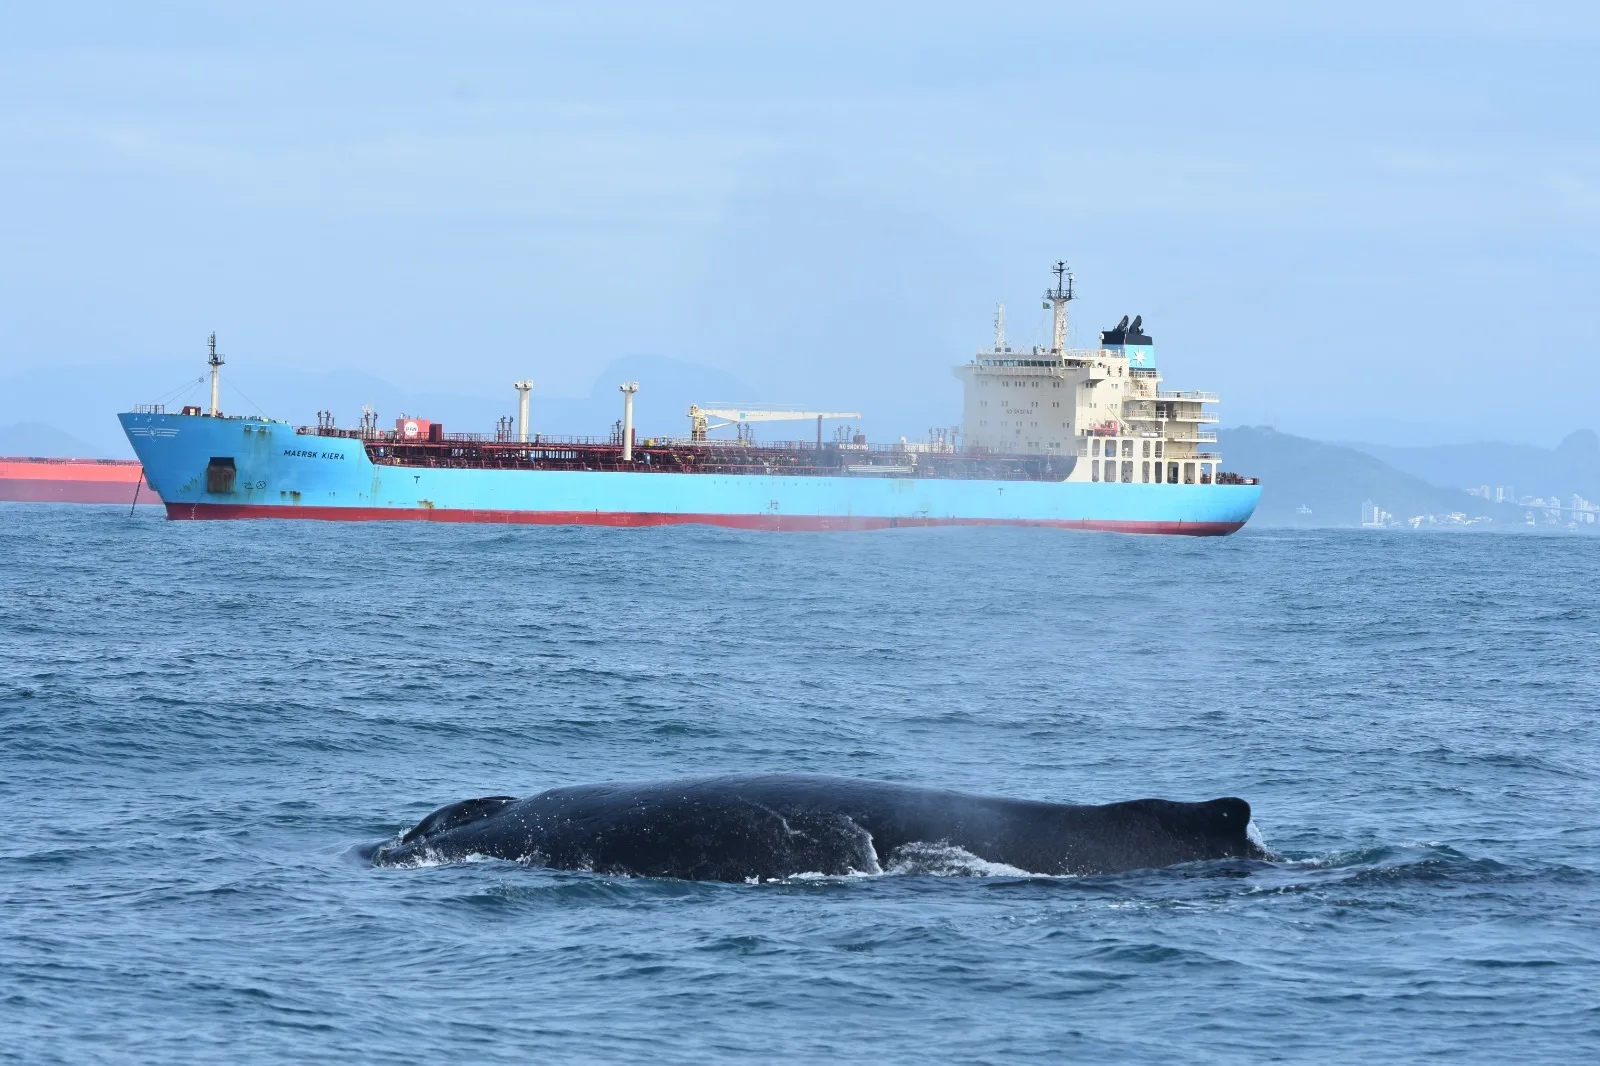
[162,502,1246,534]
[123,412,1260,536]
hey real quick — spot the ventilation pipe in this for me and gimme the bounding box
[619,382,639,461]
[513,380,533,442]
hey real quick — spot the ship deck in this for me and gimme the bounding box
[304,429,1076,482]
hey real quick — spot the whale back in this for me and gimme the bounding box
[375,776,1269,878]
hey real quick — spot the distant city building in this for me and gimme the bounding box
[1361,499,1392,527]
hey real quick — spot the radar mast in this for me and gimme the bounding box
[1042,260,1075,353]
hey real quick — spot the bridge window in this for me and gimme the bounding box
[1091,460,1100,481]
[1121,440,1133,458]
[1142,440,1151,458]
[1091,439,1101,457]
[1122,461,1133,483]
[1155,441,1164,459]
[1142,461,1151,483]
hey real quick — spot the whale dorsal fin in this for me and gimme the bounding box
[400,795,517,845]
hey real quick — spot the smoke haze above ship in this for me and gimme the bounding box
[0,2,1595,449]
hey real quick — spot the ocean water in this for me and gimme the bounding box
[2,506,1597,1064]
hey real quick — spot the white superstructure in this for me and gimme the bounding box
[954,262,1225,486]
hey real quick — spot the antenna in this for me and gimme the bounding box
[1047,260,1075,302]
[994,303,1007,351]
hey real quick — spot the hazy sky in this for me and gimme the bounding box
[2,1,1596,444]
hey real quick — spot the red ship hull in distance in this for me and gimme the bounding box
[0,458,161,505]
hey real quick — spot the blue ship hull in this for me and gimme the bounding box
[120,412,1260,534]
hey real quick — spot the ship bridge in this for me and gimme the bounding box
[954,263,1232,487]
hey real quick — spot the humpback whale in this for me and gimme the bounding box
[370,774,1268,880]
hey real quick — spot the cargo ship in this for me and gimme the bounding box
[0,456,159,505]
[119,264,1259,534]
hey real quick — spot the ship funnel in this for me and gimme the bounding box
[513,380,533,442]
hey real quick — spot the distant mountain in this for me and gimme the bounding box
[1220,426,1503,527]
[537,355,758,440]
[1345,430,1600,503]
[0,355,758,456]
[0,422,107,458]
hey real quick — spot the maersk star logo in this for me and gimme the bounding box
[1129,350,1150,367]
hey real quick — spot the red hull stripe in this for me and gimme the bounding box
[165,502,1244,536]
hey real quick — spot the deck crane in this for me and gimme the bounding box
[687,404,862,445]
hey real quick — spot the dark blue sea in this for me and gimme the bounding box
[3,506,1597,1063]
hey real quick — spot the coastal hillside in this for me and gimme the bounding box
[1219,426,1497,527]
[1347,430,1600,503]
[0,356,759,458]
[0,422,106,459]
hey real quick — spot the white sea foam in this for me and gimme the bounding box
[782,867,881,882]
[382,848,499,870]
[1247,820,1269,851]
[884,841,1037,878]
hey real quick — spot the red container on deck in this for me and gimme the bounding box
[396,418,433,441]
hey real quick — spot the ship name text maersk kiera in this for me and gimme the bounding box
[119,263,1260,534]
